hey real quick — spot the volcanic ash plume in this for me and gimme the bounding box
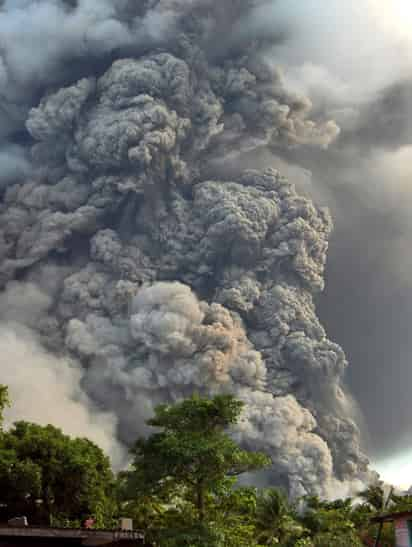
[0,0,369,495]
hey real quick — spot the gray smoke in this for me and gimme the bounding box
[192,0,412,469]
[246,2,412,465]
[0,282,124,465]
[0,0,385,496]
[0,145,30,190]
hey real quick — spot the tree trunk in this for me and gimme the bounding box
[374,521,383,547]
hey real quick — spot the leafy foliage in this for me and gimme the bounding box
[121,395,270,544]
[255,488,305,545]
[0,420,116,525]
[123,395,269,522]
[1,386,411,546]
[358,484,388,511]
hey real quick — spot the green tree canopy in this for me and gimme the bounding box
[122,394,270,543]
[299,496,364,547]
[255,488,305,545]
[0,421,116,526]
[358,484,388,511]
[0,386,391,546]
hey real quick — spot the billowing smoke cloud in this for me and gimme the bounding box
[241,1,412,465]
[0,325,124,466]
[0,279,124,464]
[3,0,402,495]
[64,279,368,497]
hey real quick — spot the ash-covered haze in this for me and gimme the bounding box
[1,0,412,494]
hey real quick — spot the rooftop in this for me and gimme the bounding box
[371,509,412,523]
[0,526,145,546]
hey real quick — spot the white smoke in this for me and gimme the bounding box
[254,1,412,102]
[0,280,124,466]
[0,326,124,466]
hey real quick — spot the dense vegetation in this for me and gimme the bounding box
[0,384,408,545]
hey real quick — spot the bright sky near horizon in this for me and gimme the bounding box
[373,455,412,490]
[371,0,412,39]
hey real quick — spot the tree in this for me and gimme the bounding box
[0,421,116,526]
[205,483,262,547]
[122,394,270,543]
[358,484,391,511]
[255,488,304,546]
[299,497,363,547]
[356,484,397,545]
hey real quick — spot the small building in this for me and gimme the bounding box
[372,510,412,547]
[0,526,150,547]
